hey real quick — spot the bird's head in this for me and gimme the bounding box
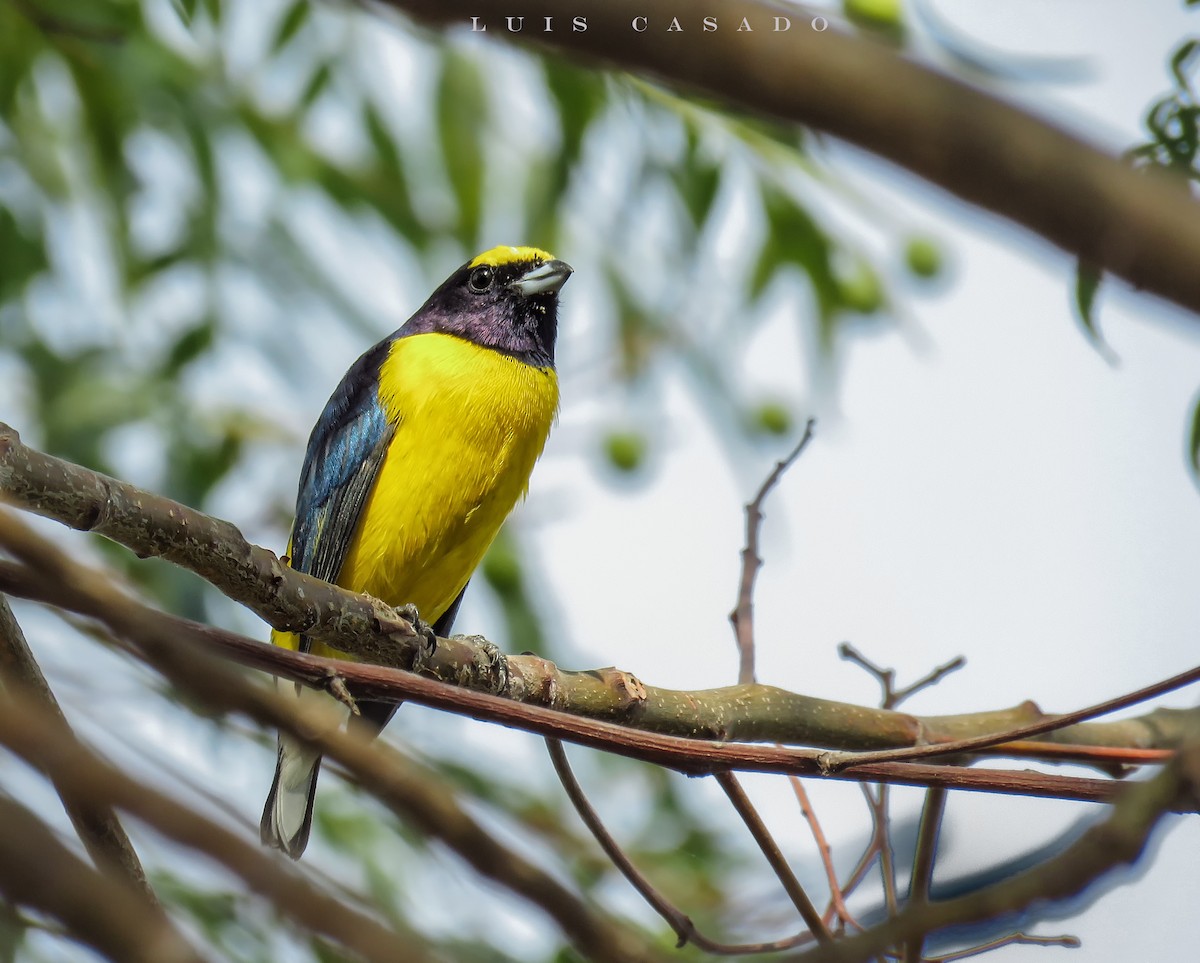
[409,246,573,367]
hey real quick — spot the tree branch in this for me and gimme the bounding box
[0,794,204,963]
[787,736,1200,962]
[0,510,1196,811]
[0,593,156,904]
[377,0,1200,319]
[3,425,1198,772]
[0,691,438,963]
[0,512,671,963]
[731,420,816,685]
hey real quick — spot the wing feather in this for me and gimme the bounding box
[289,340,396,654]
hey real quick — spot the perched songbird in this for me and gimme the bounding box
[261,246,572,858]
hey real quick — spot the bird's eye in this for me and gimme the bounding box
[468,266,494,294]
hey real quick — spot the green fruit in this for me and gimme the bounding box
[844,0,904,34]
[482,542,522,595]
[905,237,943,278]
[841,267,884,314]
[604,431,647,473]
[752,402,792,436]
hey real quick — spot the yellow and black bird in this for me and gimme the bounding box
[261,245,572,858]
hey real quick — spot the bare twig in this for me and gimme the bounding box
[787,738,1200,962]
[731,420,816,685]
[929,931,1081,961]
[839,644,965,712]
[824,650,1200,772]
[0,594,156,904]
[788,776,862,934]
[716,772,832,944]
[546,739,822,955]
[903,787,947,963]
[865,784,900,920]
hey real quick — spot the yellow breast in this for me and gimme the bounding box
[312,332,557,654]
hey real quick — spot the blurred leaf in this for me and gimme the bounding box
[436,49,486,248]
[1189,393,1200,480]
[1073,259,1117,361]
[749,401,792,437]
[756,186,845,349]
[301,60,333,107]
[844,0,905,40]
[1170,38,1199,92]
[162,319,217,378]
[271,1,310,55]
[482,527,547,654]
[675,136,722,230]
[0,207,48,302]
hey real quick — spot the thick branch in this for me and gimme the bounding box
[3,426,1197,768]
[380,0,1200,319]
[0,691,434,963]
[0,593,156,903]
[0,513,670,963]
[0,795,204,963]
[0,547,1194,812]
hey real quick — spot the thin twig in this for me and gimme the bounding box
[787,776,861,934]
[546,739,820,955]
[730,419,816,685]
[828,648,1200,771]
[928,931,1081,961]
[865,784,900,919]
[0,594,157,904]
[903,787,947,963]
[840,644,965,712]
[716,772,833,944]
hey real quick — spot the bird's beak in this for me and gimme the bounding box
[510,259,573,297]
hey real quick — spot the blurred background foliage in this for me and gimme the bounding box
[0,0,1195,960]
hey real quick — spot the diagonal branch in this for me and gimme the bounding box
[379,0,1200,320]
[717,771,832,944]
[0,691,438,963]
[3,427,1198,767]
[0,594,156,904]
[0,794,205,963]
[0,530,1194,810]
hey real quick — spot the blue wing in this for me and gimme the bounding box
[289,340,395,653]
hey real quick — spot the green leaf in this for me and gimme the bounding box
[1170,39,1199,93]
[271,1,310,55]
[436,49,487,248]
[1189,393,1200,481]
[162,320,216,378]
[300,60,333,107]
[1073,259,1117,362]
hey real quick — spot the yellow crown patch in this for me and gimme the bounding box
[469,245,555,269]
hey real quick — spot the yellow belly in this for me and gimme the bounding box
[277,332,558,658]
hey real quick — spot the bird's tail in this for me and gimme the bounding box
[260,730,323,860]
